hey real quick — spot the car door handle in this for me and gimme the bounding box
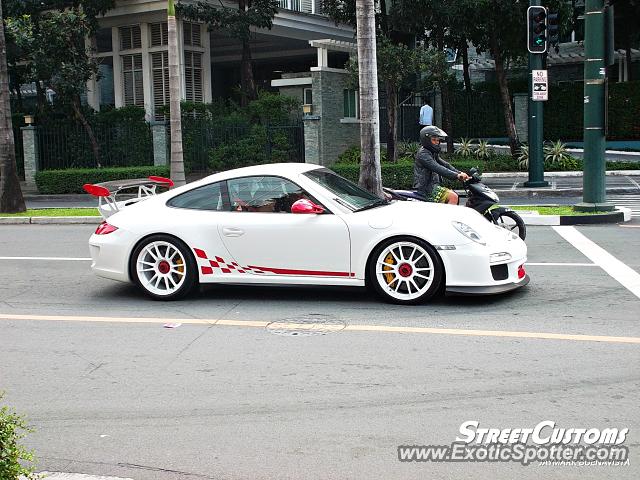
[222,227,244,237]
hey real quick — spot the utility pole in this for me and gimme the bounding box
[575,0,614,211]
[524,1,549,188]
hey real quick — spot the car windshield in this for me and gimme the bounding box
[304,168,386,211]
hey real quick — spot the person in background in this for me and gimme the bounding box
[414,126,470,205]
[418,101,433,128]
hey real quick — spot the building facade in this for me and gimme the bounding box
[87,0,354,120]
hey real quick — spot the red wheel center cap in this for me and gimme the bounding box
[158,260,170,274]
[398,263,413,277]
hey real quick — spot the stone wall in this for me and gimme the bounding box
[303,68,360,166]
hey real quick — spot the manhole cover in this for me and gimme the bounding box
[266,314,346,336]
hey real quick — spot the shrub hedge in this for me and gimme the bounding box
[35,166,170,194]
[332,155,640,189]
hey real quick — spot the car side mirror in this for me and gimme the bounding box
[291,199,324,214]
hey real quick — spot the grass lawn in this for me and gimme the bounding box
[508,205,614,216]
[0,208,100,217]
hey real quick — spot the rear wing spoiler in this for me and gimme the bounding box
[83,176,174,219]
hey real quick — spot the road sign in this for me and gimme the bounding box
[532,69,548,101]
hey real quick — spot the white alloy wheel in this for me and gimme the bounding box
[372,240,440,303]
[135,240,188,297]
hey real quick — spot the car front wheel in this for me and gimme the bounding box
[131,235,197,300]
[368,238,444,305]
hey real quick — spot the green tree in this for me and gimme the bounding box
[179,0,278,107]
[6,1,115,166]
[0,0,26,213]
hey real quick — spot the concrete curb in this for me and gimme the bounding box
[0,216,101,225]
[520,206,631,226]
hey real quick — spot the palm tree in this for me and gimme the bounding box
[0,0,26,213]
[355,0,383,197]
[168,0,186,186]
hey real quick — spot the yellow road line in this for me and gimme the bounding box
[1,313,639,345]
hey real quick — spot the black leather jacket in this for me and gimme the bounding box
[413,146,460,197]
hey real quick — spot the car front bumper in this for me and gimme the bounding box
[445,274,530,295]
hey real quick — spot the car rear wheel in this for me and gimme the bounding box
[368,238,443,305]
[131,235,197,300]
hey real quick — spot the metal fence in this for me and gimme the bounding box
[37,122,153,170]
[180,120,305,173]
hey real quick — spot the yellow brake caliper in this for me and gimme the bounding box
[383,253,395,285]
[175,257,184,274]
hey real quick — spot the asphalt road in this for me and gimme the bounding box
[1,223,639,480]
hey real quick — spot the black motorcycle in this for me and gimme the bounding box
[383,168,526,240]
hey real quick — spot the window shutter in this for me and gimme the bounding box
[191,24,201,47]
[150,22,167,46]
[151,51,169,119]
[122,53,144,107]
[184,51,203,103]
[120,26,132,50]
[301,0,312,13]
[119,25,141,50]
[131,25,141,48]
[183,22,192,46]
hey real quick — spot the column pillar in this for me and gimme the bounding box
[21,126,39,192]
[150,121,168,166]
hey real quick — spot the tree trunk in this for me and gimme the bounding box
[0,1,26,213]
[240,37,257,107]
[385,81,398,162]
[239,0,257,107]
[71,95,101,168]
[625,33,632,82]
[168,1,186,186]
[35,79,46,114]
[355,0,383,197]
[460,40,472,93]
[441,82,454,153]
[490,33,519,156]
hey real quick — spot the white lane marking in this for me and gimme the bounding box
[1,313,639,344]
[553,226,640,300]
[626,176,640,189]
[510,181,518,191]
[527,262,597,267]
[0,256,91,261]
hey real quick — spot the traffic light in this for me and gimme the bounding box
[527,6,547,54]
[547,12,560,49]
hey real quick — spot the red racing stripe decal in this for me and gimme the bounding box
[247,266,352,277]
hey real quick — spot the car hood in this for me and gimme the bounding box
[356,200,515,245]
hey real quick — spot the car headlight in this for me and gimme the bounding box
[452,221,486,245]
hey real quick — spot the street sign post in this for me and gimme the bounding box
[532,69,548,101]
[524,1,549,188]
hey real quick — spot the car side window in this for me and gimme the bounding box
[166,182,229,211]
[227,176,315,213]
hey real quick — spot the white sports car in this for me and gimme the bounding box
[86,163,529,305]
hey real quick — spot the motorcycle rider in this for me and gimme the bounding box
[414,126,470,205]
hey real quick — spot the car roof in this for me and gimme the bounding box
[196,163,324,184]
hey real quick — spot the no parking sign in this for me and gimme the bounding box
[532,69,548,101]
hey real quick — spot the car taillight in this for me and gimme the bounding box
[95,221,118,235]
[518,264,526,279]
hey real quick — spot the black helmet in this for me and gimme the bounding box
[419,126,448,148]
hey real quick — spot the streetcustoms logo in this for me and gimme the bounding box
[398,421,630,466]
